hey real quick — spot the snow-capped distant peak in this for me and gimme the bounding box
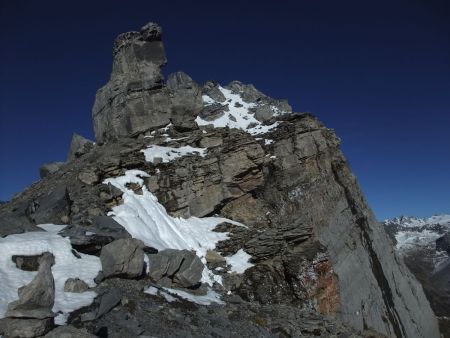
[384,214,450,228]
[384,214,450,254]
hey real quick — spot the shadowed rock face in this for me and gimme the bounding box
[1,21,442,338]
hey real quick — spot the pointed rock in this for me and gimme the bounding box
[67,133,93,161]
[6,252,55,318]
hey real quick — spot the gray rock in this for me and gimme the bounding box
[12,254,43,271]
[253,105,274,122]
[40,162,65,179]
[205,250,226,266]
[96,288,122,319]
[64,278,89,293]
[81,288,122,322]
[26,185,70,225]
[202,81,226,102]
[61,216,130,255]
[2,317,54,338]
[198,103,228,121]
[100,238,145,278]
[166,71,203,131]
[147,254,170,281]
[7,252,55,318]
[44,325,97,338]
[67,133,94,161]
[172,252,204,287]
[77,170,98,185]
[147,249,204,288]
[92,22,169,142]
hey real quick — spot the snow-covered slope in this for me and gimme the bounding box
[385,215,450,229]
[0,224,100,325]
[384,214,450,252]
[104,169,254,285]
[195,86,287,135]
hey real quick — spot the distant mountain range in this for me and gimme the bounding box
[384,214,450,336]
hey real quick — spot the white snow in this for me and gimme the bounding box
[145,286,159,296]
[0,225,101,325]
[37,223,66,233]
[145,286,224,305]
[162,287,224,305]
[225,249,254,274]
[395,230,444,251]
[141,145,207,163]
[384,214,450,228]
[196,86,282,135]
[104,170,251,285]
[264,139,274,145]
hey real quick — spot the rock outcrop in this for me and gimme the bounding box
[2,252,55,337]
[100,238,145,279]
[0,21,442,338]
[68,133,94,161]
[147,249,204,288]
[92,23,204,143]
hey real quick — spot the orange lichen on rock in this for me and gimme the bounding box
[314,259,340,315]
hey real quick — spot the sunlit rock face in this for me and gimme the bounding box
[92,23,203,143]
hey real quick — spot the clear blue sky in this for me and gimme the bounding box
[0,0,449,219]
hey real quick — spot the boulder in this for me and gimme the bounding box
[61,216,130,255]
[40,162,65,179]
[147,249,204,288]
[100,238,145,278]
[7,252,55,315]
[253,105,274,122]
[12,254,43,271]
[4,253,55,337]
[67,133,94,161]
[64,278,89,293]
[77,170,99,185]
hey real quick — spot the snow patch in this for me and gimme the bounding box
[225,249,254,274]
[395,230,443,251]
[104,170,251,285]
[141,145,207,163]
[196,86,282,135]
[0,226,101,325]
[145,286,224,305]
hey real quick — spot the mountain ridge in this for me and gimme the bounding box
[0,22,442,338]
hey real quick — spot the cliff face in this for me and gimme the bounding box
[0,22,441,337]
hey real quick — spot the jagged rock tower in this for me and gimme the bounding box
[0,22,441,337]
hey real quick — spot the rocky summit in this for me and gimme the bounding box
[0,22,442,338]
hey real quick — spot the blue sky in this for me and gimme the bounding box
[0,0,449,219]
